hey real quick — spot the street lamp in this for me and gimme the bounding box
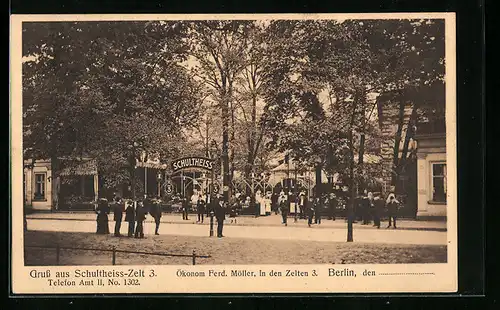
[157,172,162,197]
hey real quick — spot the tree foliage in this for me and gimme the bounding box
[23,21,204,189]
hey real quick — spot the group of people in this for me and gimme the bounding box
[95,194,163,238]
[95,192,229,239]
[93,189,401,240]
[177,195,208,223]
[178,193,229,238]
[270,190,401,229]
[354,191,400,229]
[272,191,336,227]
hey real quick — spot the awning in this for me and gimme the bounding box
[271,162,299,172]
[60,159,98,176]
[135,161,168,169]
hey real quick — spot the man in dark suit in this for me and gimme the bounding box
[196,195,206,223]
[135,201,147,238]
[150,196,162,235]
[182,197,190,220]
[113,196,124,237]
[214,195,226,238]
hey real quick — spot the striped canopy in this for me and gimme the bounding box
[59,159,98,176]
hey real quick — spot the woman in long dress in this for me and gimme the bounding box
[96,198,110,234]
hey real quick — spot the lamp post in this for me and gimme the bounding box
[157,172,162,197]
[127,141,140,202]
[294,162,298,223]
[181,170,184,198]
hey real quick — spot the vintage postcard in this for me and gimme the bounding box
[10,13,457,294]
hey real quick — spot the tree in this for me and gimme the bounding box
[369,19,445,193]
[186,20,254,202]
[260,19,445,241]
[23,21,203,203]
[230,23,271,201]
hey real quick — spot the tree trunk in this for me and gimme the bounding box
[244,163,252,200]
[221,91,230,203]
[347,128,355,242]
[315,164,322,198]
[346,95,358,243]
[229,103,236,193]
[51,156,61,211]
[357,91,367,192]
[401,104,418,163]
[395,104,418,194]
[246,93,259,204]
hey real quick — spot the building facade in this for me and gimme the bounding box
[24,158,99,211]
[415,122,447,218]
[24,159,53,210]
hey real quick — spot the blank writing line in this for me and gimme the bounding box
[378,272,435,276]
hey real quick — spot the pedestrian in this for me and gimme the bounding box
[210,193,218,216]
[307,198,314,227]
[182,197,190,220]
[215,196,226,238]
[125,200,135,237]
[113,196,124,237]
[229,195,239,222]
[329,193,338,221]
[298,192,306,219]
[362,192,372,225]
[197,195,206,223]
[150,196,162,235]
[95,198,110,234]
[386,193,399,229]
[254,196,260,218]
[145,194,155,214]
[314,196,322,224]
[135,201,147,238]
[373,193,383,229]
[355,195,363,223]
[271,192,278,215]
[279,198,289,226]
[367,192,375,225]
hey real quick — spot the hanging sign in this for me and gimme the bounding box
[212,184,220,195]
[171,157,213,172]
[165,184,174,195]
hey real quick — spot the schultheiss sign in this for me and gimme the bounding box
[171,157,213,172]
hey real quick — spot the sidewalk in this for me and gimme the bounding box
[26,218,447,245]
[27,212,447,232]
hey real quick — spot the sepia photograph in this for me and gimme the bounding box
[11,13,457,294]
[19,17,450,267]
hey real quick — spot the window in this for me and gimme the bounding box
[34,173,46,200]
[431,163,447,203]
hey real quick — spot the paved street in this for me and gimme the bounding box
[24,230,447,265]
[26,214,447,245]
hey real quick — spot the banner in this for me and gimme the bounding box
[171,157,213,172]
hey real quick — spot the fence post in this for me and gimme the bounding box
[112,246,116,265]
[192,250,196,265]
[56,244,60,265]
